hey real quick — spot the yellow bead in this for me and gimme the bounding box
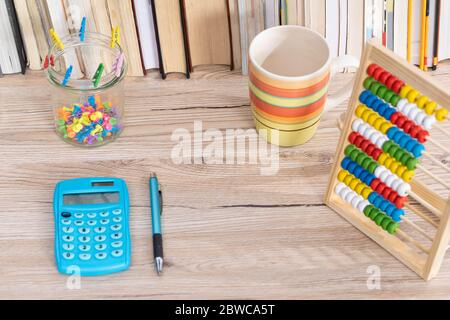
[416,95,429,109]
[338,171,348,182]
[396,166,406,178]
[380,122,392,134]
[373,118,384,130]
[362,188,372,200]
[407,89,420,103]
[355,183,365,195]
[425,101,438,115]
[384,157,393,168]
[399,85,412,99]
[344,175,354,186]
[378,153,388,165]
[368,113,379,125]
[349,179,359,191]
[402,170,415,182]
[356,105,366,118]
[390,161,400,173]
[362,109,372,122]
[436,108,449,122]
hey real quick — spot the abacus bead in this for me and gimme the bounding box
[415,112,427,126]
[395,197,408,209]
[367,64,379,76]
[359,91,371,103]
[402,170,414,182]
[416,95,428,109]
[381,218,392,230]
[390,94,400,106]
[406,157,418,170]
[345,144,355,156]
[422,115,436,130]
[384,157,393,169]
[405,140,416,155]
[399,85,412,99]
[352,119,364,131]
[375,214,386,226]
[356,105,366,117]
[379,71,390,83]
[363,205,373,216]
[391,179,403,191]
[380,200,390,212]
[348,132,358,144]
[373,67,384,80]
[349,179,359,191]
[351,195,364,208]
[398,136,410,148]
[390,112,401,124]
[345,190,357,203]
[387,222,399,234]
[392,209,404,222]
[371,149,382,161]
[397,183,411,197]
[354,165,363,177]
[335,183,346,194]
[365,173,375,185]
[380,123,392,135]
[370,82,382,95]
[373,196,384,208]
[374,166,385,178]
[375,137,386,149]
[424,101,437,114]
[387,126,399,139]
[392,81,404,94]
[377,85,388,98]
[366,95,377,108]
[340,187,352,199]
[378,153,387,165]
[355,183,366,195]
[338,171,348,182]
[362,188,372,199]
[370,209,381,220]
[407,90,420,103]
[386,203,395,215]
[377,103,388,117]
[362,158,373,170]
[341,158,351,170]
[368,192,378,203]
[436,108,449,121]
[363,77,375,90]
[384,90,395,103]
[380,170,390,182]
[412,143,425,158]
[358,200,370,213]
[384,107,396,120]
[368,163,379,175]
[397,98,408,110]
[417,130,429,143]
[385,175,396,188]
[368,113,379,125]
[348,161,358,174]
[390,162,400,173]
[385,76,397,89]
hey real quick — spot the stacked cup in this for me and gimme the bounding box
[248,26,359,147]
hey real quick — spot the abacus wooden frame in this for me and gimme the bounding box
[324,40,450,281]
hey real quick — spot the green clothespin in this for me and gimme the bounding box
[92,63,104,88]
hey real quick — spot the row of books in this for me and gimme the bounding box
[1,0,449,78]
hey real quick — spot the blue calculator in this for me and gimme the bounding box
[53,178,131,276]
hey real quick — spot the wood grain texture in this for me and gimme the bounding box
[0,63,449,299]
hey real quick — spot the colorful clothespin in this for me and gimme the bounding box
[92,63,105,88]
[62,65,73,87]
[50,28,64,50]
[110,26,120,48]
[80,17,87,42]
[44,55,49,69]
[43,55,55,69]
[113,53,125,77]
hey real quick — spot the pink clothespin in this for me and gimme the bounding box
[113,53,125,77]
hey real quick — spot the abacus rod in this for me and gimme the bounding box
[396,229,431,254]
[402,216,434,241]
[427,136,450,154]
[416,164,450,189]
[433,124,450,136]
[423,151,450,173]
[405,202,440,226]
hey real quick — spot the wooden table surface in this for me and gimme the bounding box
[0,65,449,300]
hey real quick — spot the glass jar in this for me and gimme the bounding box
[45,32,127,147]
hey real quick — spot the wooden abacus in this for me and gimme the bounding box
[325,40,450,281]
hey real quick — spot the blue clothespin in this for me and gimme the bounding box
[80,17,86,42]
[62,65,73,87]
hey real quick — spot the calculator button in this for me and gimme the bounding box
[62,244,75,251]
[79,245,91,252]
[79,236,91,243]
[74,213,84,218]
[95,235,107,242]
[63,235,74,242]
[62,227,74,234]
[61,219,71,225]
[87,220,97,226]
[95,253,108,260]
[112,209,122,215]
[111,241,123,248]
[95,244,107,251]
[61,212,72,218]
[99,212,109,218]
[95,227,106,234]
[111,233,123,240]
[78,228,90,235]
[62,252,75,260]
[112,217,122,223]
[111,224,122,232]
[111,250,124,258]
[79,254,91,261]
[74,220,84,226]
[100,219,110,225]
[87,213,97,219]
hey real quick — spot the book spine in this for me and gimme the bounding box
[131,0,148,76]
[6,0,27,74]
[179,0,191,78]
[150,0,166,79]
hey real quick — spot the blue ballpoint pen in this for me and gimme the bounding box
[149,173,164,275]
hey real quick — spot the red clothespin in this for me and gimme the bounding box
[43,55,55,69]
[50,55,55,66]
[43,55,49,69]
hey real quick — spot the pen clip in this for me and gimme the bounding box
[158,188,163,216]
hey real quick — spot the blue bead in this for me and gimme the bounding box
[364,174,375,186]
[366,95,377,107]
[369,193,378,203]
[371,100,383,112]
[354,166,363,179]
[393,131,404,144]
[392,209,404,222]
[385,205,395,217]
[384,107,396,120]
[377,103,388,117]
[399,135,410,148]
[360,171,369,183]
[348,162,357,174]
[380,200,390,212]
[412,143,425,158]
[359,91,371,104]
[387,127,399,139]
[341,158,351,170]
[374,196,384,208]
[406,140,416,152]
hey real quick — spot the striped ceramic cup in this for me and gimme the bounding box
[249,26,359,147]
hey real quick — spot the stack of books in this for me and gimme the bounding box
[1,0,449,78]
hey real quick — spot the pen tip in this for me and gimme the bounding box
[156,257,163,275]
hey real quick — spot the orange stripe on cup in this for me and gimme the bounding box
[251,104,324,124]
[250,91,327,118]
[249,62,330,90]
[249,68,330,98]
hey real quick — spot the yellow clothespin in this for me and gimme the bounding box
[110,26,121,48]
[50,28,64,50]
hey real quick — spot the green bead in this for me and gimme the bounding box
[390,94,400,106]
[400,152,412,164]
[406,157,419,170]
[381,217,392,230]
[110,118,118,125]
[363,77,375,90]
[394,149,405,162]
[368,162,378,174]
[389,145,400,157]
[362,157,372,170]
[387,222,399,235]
[377,85,388,98]
[384,90,395,102]
[364,205,374,217]
[350,150,360,162]
[382,140,392,153]
[345,145,356,156]
[356,152,367,164]
[370,209,381,220]
[375,213,386,226]
[370,82,382,95]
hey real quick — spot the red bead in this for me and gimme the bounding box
[409,126,420,138]
[390,112,401,124]
[382,187,392,199]
[367,64,379,76]
[372,149,383,160]
[348,132,359,144]
[386,76,399,90]
[392,80,405,93]
[395,197,408,209]
[355,135,364,147]
[371,178,381,190]
[373,68,384,81]
[417,130,429,143]
[396,115,407,128]
[376,183,386,194]
[402,121,414,134]
[379,71,390,84]
[366,144,375,156]
[388,192,398,203]
[360,140,371,152]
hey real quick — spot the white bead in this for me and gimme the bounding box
[358,200,370,213]
[345,190,357,203]
[339,187,352,199]
[397,99,408,110]
[385,175,397,188]
[397,183,411,197]
[375,166,386,178]
[335,183,346,195]
[408,107,421,120]
[414,112,427,126]
[380,171,391,182]
[375,136,386,148]
[351,195,364,208]
[422,116,436,130]
[403,103,416,115]
[352,119,363,132]
[391,178,403,192]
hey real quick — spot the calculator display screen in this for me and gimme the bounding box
[64,192,120,205]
